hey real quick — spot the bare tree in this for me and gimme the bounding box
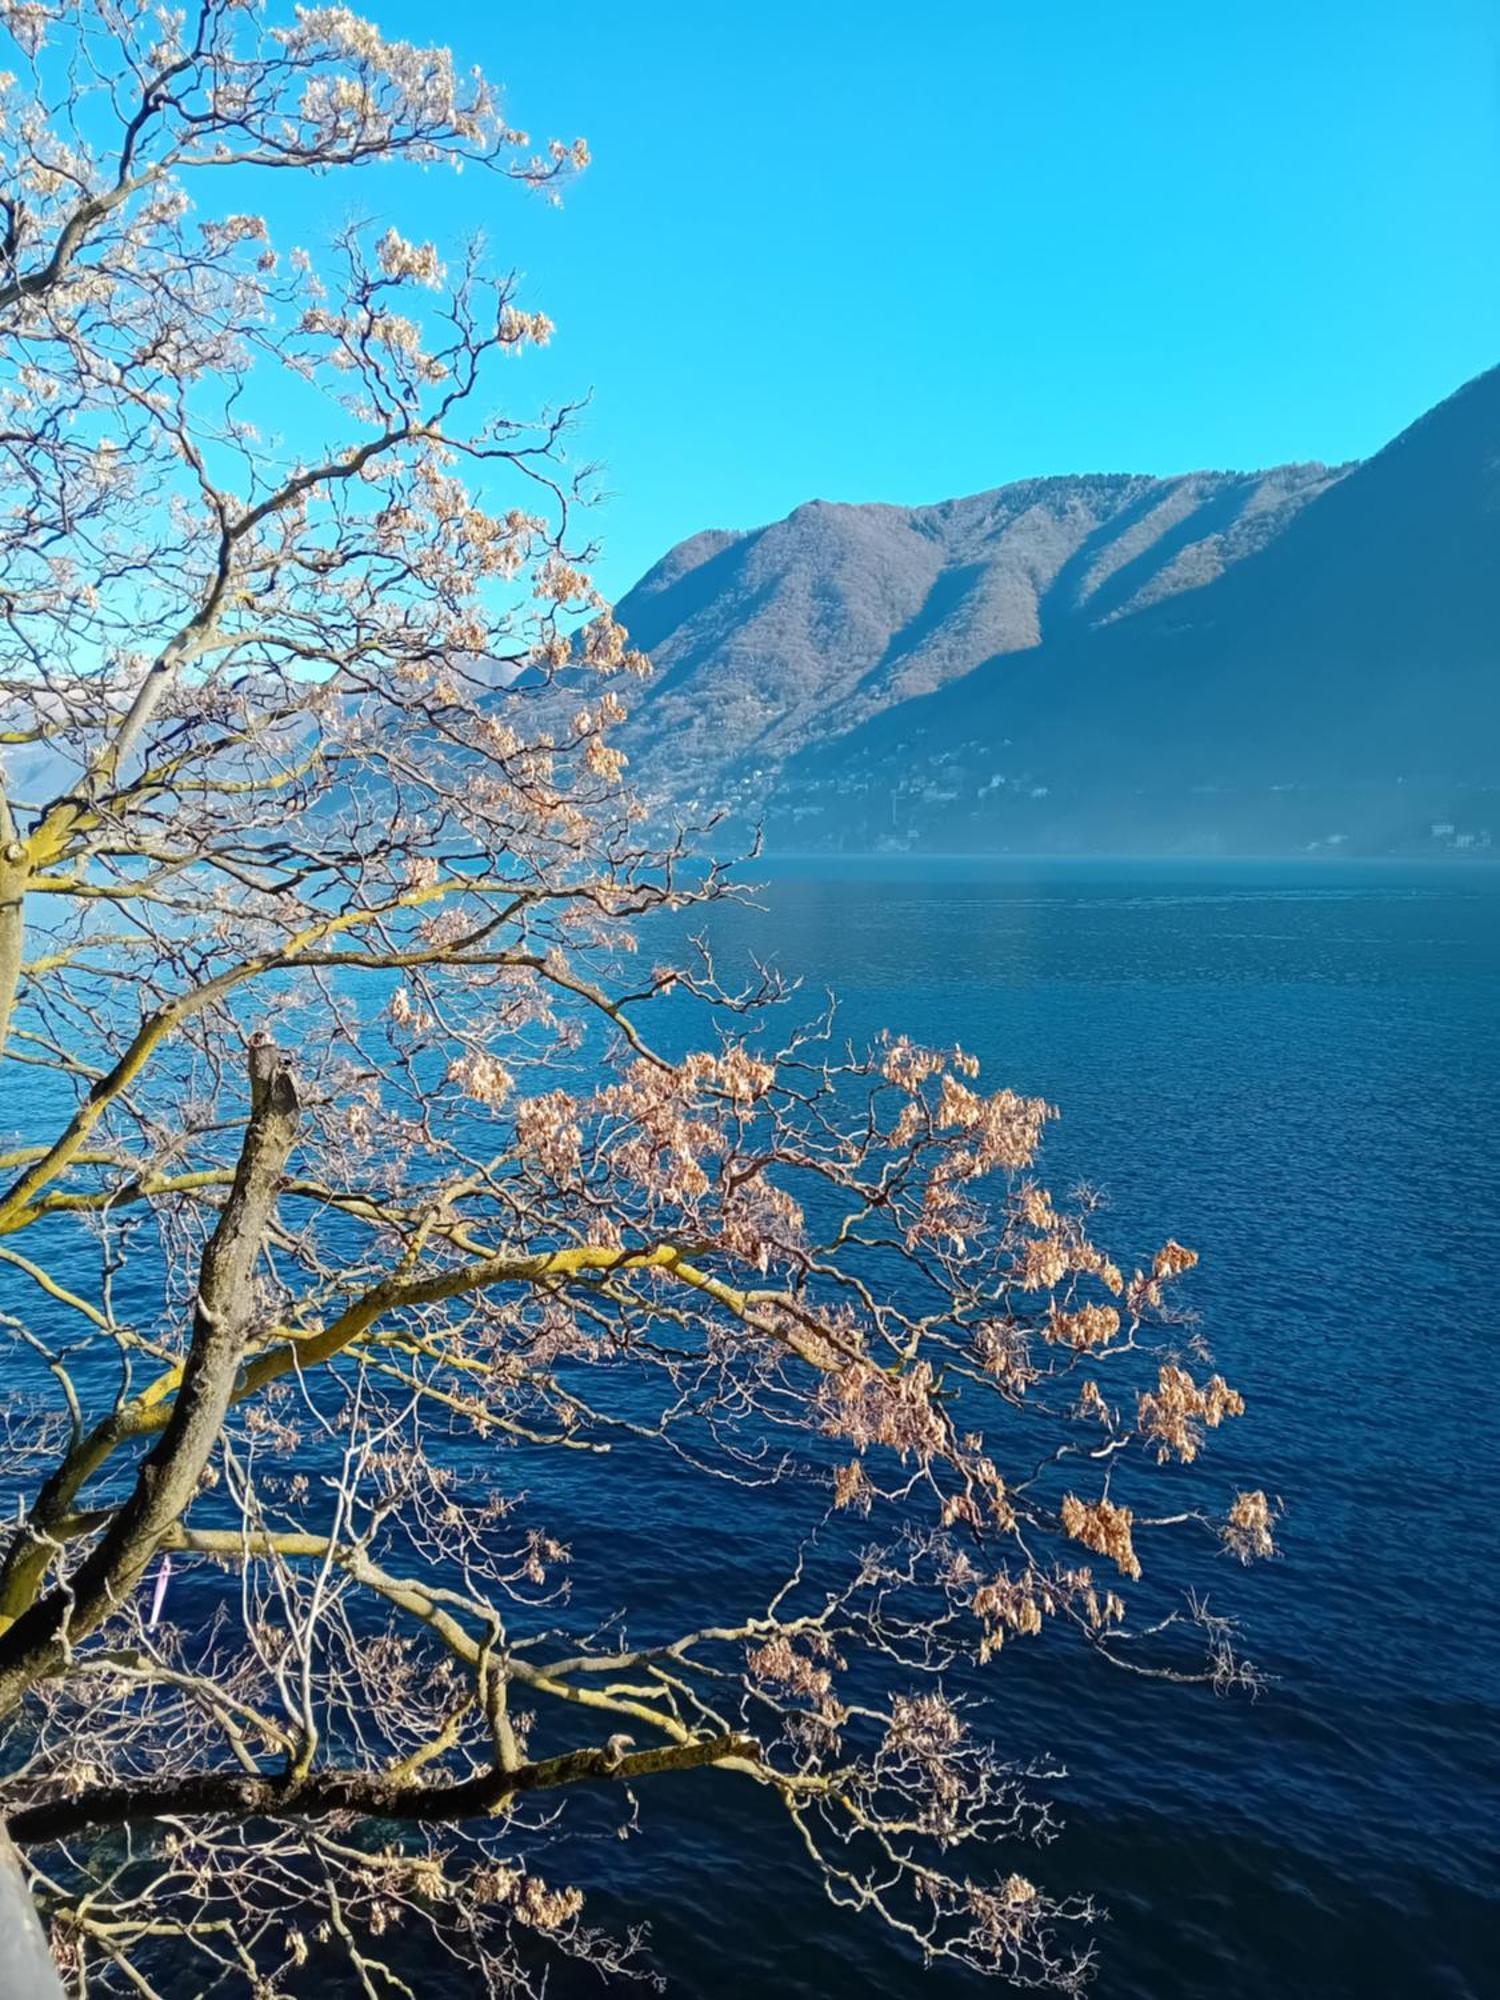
[0,5,1277,1993]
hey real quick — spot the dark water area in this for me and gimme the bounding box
[535,860,1500,2000]
[8,860,1500,1998]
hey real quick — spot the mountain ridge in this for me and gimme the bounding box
[614,367,1499,856]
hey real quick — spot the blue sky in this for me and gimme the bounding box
[362,0,1498,596]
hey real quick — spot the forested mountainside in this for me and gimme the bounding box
[616,367,1499,856]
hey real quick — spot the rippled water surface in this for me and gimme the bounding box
[539,860,1500,2000]
[13,859,1499,1999]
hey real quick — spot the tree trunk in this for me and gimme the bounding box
[0,1039,299,1715]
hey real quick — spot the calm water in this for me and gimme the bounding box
[537,860,1500,2000]
[10,860,1500,1998]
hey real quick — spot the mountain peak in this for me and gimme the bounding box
[611,369,1497,856]
[617,458,1346,786]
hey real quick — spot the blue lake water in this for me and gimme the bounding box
[7,859,1500,1998]
[537,860,1500,2000]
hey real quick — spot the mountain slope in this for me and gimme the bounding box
[779,364,1500,853]
[617,366,1499,855]
[614,462,1342,799]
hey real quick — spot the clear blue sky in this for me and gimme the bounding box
[363,0,1499,597]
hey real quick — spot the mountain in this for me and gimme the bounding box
[614,464,1344,793]
[614,367,1500,856]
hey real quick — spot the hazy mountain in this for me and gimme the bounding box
[615,464,1342,785]
[616,367,1499,856]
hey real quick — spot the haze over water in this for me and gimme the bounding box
[537,859,1500,2000]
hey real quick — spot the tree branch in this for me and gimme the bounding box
[7,1732,759,1847]
[0,1039,299,1705]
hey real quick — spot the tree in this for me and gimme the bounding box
[0,5,1276,1993]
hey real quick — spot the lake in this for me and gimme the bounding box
[532,859,1500,2000]
[7,858,1499,1999]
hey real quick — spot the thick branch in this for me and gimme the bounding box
[0,1040,299,1710]
[0,175,151,316]
[7,1732,758,1847]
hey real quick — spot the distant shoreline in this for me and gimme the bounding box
[732,850,1500,871]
